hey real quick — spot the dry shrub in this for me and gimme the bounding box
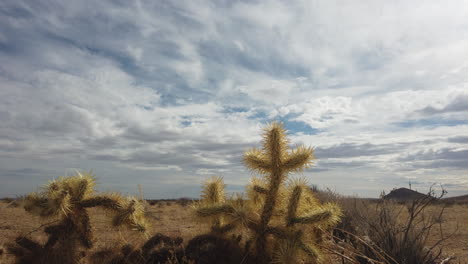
[325,187,453,264]
[1,197,22,209]
[148,200,158,206]
[176,198,192,207]
[0,198,15,204]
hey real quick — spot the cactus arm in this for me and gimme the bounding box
[265,226,289,239]
[72,179,89,201]
[286,186,302,227]
[112,199,136,226]
[264,123,288,164]
[291,210,333,225]
[75,209,93,248]
[282,147,314,172]
[201,176,225,203]
[79,196,122,211]
[243,149,271,173]
[298,240,321,261]
[259,169,282,226]
[195,204,236,217]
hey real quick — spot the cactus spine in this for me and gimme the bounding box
[195,122,342,263]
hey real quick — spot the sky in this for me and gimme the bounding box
[1,0,467,199]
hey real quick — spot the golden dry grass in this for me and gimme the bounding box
[425,204,468,263]
[0,200,207,264]
[1,200,467,264]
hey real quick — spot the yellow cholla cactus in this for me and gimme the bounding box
[9,172,148,264]
[24,172,147,236]
[195,122,342,263]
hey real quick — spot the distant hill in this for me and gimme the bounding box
[382,188,468,204]
[441,194,468,204]
[383,188,429,201]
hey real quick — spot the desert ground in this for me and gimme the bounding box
[424,204,468,263]
[1,198,467,264]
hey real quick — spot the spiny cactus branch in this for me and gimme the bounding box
[79,196,121,210]
[298,240,320,260]
[282,147,314,172]
[201,176,225,204]
[244,149,272,173]
[286,186,302,226]
[195,205,236,217]
[291,210,333,225]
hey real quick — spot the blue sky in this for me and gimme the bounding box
[1,0,468,198]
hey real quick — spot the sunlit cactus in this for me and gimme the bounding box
[8,172,148,264]
[195,122,342,263]
[194,176,239,234]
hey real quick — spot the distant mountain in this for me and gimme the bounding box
[382,188,429,201]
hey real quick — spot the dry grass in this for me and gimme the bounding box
[1,199,467,264]
[425,204,468,262]
[0,200,206,264]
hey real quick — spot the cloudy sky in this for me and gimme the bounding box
[1,0,467,198]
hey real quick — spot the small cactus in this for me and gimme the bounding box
[194,176,239,234]
[8,172,148,264]
[195,122,342,263]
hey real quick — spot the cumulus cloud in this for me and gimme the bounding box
[448,136,468,143]
[0,0,467,198]
[315,143,399,159]
[398,148,468,162]
[419,94,468,115]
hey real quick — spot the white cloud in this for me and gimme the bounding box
[237,79,299,105]
[0,0,467,198]
[126,46,143,62]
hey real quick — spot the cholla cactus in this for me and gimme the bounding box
[195,122,342,263]
[8,172,147,264]
[194,176,239,234]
